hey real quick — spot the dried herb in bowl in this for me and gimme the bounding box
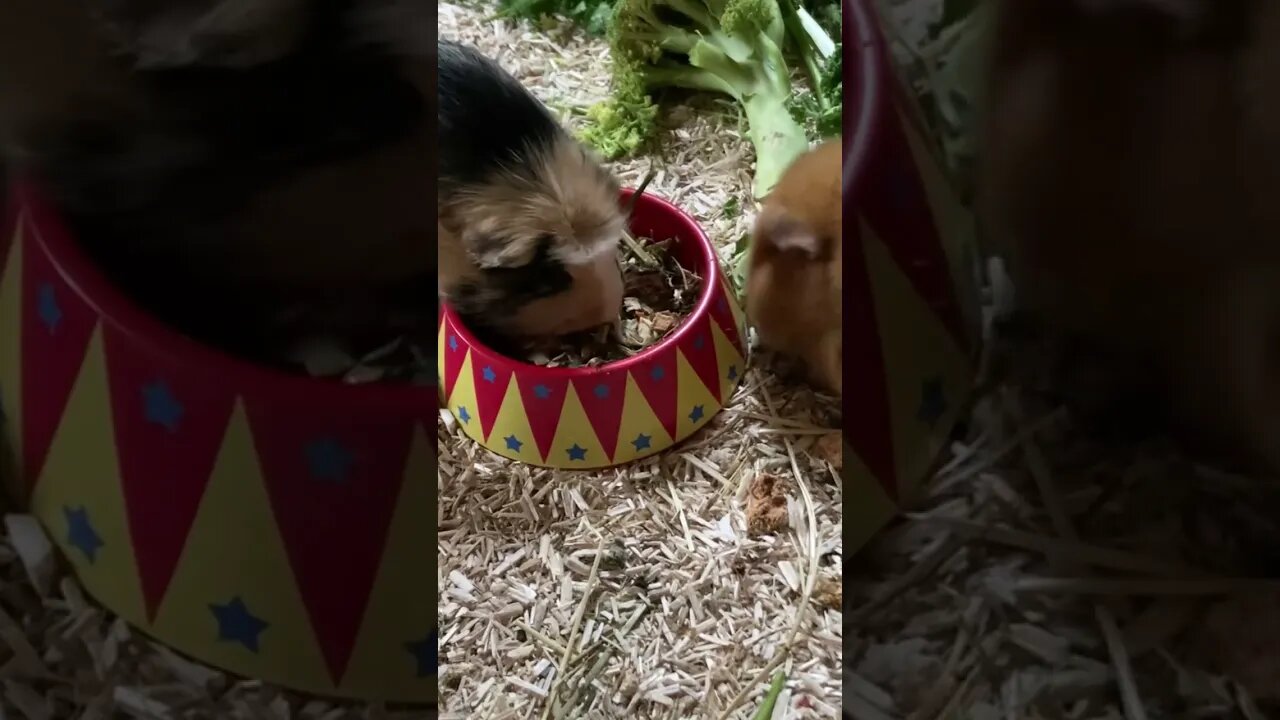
[522,234,702,368]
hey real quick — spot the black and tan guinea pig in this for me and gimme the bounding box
[0,0,434,357]
[745,138,842,396]
[437,39,625,353]
[976,0,1280,473]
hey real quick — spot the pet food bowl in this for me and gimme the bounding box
[438,189,748,470]
[844,0,985,552]
[0,179,437,704]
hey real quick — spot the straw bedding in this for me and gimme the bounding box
[845,1,1280,718]
[436,3,844,718]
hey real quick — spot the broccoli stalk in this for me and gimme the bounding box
[581,0,811,198]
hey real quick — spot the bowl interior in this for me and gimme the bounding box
[6,179,434,415]
[440,188,719,376]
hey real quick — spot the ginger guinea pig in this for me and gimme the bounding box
[745,139,842,395]
[977,0,1280,472]
[436,39,625,353]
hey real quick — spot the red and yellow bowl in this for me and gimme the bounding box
[0,180,436,704]
[844,0,985,552]
[438,189,749,470]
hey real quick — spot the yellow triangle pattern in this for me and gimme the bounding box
[152,400,328,689]
[547,385,609,469]
[611,373,671,464]
[487,375,539,463]
[675,349,721,441]
[843,439,899,555]
[341,425,436,702]
[862,220,973,501]
[0,216,24,498]
[711,321,746,404]
[30,327,146,626]
[446,350,482,445]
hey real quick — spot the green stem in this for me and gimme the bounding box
[742,90,809,198]
[750,673,786,720]
[778,0,827,110]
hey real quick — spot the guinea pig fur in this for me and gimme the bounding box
[976,0,1280,473]
[0,0,435,357]
[437,39,625,351]
[745,139,842,396]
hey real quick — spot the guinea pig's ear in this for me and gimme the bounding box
[467,233,543,270]
[758,214,833,262]
[94,0,308,69]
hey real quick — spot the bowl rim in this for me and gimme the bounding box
[7,178,436,413]
[439,187,722,379]
[843,0,888,206]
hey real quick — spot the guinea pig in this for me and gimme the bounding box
[976,0,1280,472]
[436,39,625,353]
[745,138,842,396]
[0,0,436,358]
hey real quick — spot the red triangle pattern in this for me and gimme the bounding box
[441,314,467,401]
[102,325,236,621]
[847,219,898,501]
[570,370,629,462]
[630,348,679,442]
[674,316,721,401]
[860,103,967,348]
[20,213,99,493]
[707,281,744,354]
[246,402,413,685]
[514,372,570,463]
[470,349,512,443]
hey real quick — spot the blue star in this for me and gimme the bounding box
[689,405,705,423]
[632,433,652,451]
[405,630,437,678]
[305,438,355,483]
[717,296,729,313]
[918,377,947,426]
[649,365,665,381]
[36,283,61,334]
[141,381,183,432]
[64,506,103,563]
[482,366,496,383]
[448,335,459,352]
[593,384,609,399]
[534,384,551,400]
[566,444,587,461]
[727,365,738,381]
[504,435,523,452]
[693,334,706,350]
[456,406,471,424]
[210,597,269,653]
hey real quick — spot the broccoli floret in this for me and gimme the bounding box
[583,0,812,198]
[788,43,841,139]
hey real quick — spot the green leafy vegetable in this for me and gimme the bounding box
[583,0,828,197]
